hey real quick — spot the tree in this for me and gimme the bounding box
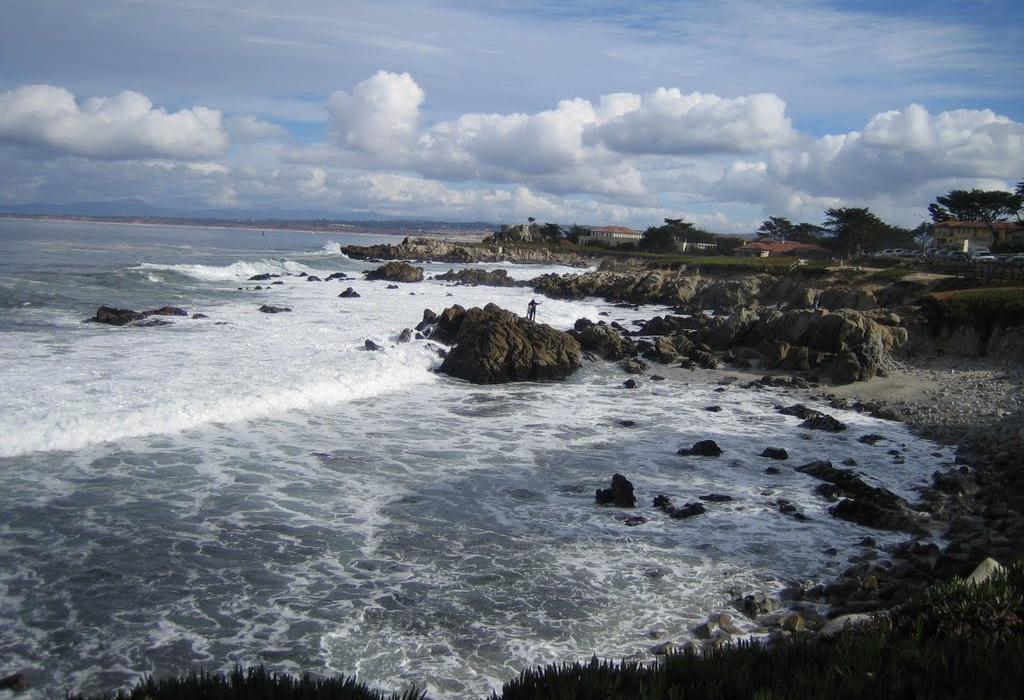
[527,216,536,224]
[756,216,795,241]
[542,222,563,242]
[566,224,589,244]
[789,222,827,244]
[641,225,678,252]
[928,189,1023,225]
[822,207,907,257]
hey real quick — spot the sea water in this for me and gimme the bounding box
[0,219,952,698]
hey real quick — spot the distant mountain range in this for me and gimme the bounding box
[0,200,499,232]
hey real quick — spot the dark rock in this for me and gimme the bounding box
[325,272,348,281]
[338,287,361,298]
[800,413,848,432]
[596,473,636,508]
[624,515,647,526]
[253,285,263,290]
[623,379,638,389]
[777,498,809,521]
[306,275,322,282]
[650,375,665,381]
[90,306,145,325]
[147,306,188,317]
[761,447,789,460]
[433,303,581,384]
[571,319,637,361]
[398,328,414,343]
[796,460,924,533]
[699,494,734,503]
[298,272,307,277]
[778,404,822,420]
[364,339,384,351]
[678,439,722,457]
[842,457,858,467]
[258,305,292,313]
[133,318,172,327]
[365,261,424,283]
[191,313,208,319]
[415,308,439,332]
[654,494,706,519]
[271,280,284,285]
[858,434,885,445]
[619,420,637,427]
[705,405,722,412]
[435,268,519,286]
[248,273,274,281]
[387,284,399,289]
[765,466,782,475]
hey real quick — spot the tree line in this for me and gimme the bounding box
[536,180,1024,256]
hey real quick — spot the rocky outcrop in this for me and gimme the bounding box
[796,460,924,534]
[434,268,520,287]
[425,303,581,384]
[596,474,636,507]
[365,261,424,283]
[570,319,636,361]
[342,237,589,266]
[654,494,706,519]
[677,440,723,457]
[88,305,189,326]
[258,305,292,313]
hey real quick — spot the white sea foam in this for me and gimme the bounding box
[132,259,318,282]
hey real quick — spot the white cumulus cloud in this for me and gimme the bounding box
[0,84,228,160]
[327,70,424,155]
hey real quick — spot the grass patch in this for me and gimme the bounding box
[75,563,1024,700]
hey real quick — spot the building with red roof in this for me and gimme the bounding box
[733,239,830,258]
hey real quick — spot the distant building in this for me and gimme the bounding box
[677,240,718,253]
[932,220,1024,250]
[733,240,830,258]
[578,226,643,247]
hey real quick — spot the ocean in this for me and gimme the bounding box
[0,219,951,698]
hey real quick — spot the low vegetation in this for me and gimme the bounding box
[925,287,1024,327]
[76,563,1024,700]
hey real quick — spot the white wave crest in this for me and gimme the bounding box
[131,259,315,282]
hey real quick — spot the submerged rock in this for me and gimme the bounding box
[761,447,789,460]
[338,287,361,298]
[259,305,292,313]
[654,494,706,519]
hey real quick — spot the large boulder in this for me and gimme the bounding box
[365,261,424,283]
[89,305,189,326]
[596,473,636,507]
[571,319,636,361]
[430,303,582,384]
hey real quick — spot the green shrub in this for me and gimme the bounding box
[926,287,1024,327]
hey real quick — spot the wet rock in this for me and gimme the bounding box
[653,494,706,519]
[596,473,637,508]
[777,498,809,521]
[705,405,722,412]
[90,306,146,325]
[650,375,665,381]
[739,592,778,618]
[435,268,519,286]
[271,280,284,285]
[619,420,637,427]
[365,261,424,283]
[338,287,361,298]
[258,305,292,313]
[364,339,384,351]
[248,273,274,281]
[571,319,637,361]
[623,378,639,389]
[192,313,208,319]
[147,306,188,317]
[778,404,821,420]
[619,358,647,375]
[761,447,789,460]
[431,304,582,384]
[325,271,348,281]
[765,466,782,475]
[305,275,322,282]
[699,494,734,503]
[398,328,414,343]
[677,439,722,457]
[387,284,399,289]
[623,515,647,526]
[858,433,885,445]
[800,413,847,432]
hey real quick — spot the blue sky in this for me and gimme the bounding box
[0,0,1021,229]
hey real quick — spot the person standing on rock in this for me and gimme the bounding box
[527,299,540,321]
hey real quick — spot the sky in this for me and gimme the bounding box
[0,0,1022,231]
